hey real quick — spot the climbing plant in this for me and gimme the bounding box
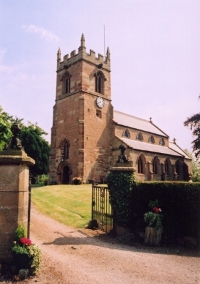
[107,171,135,227]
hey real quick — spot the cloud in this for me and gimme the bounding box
[22,25,59,42]
[0,65,19,74]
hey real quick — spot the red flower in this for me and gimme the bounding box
[153,207,161,214]
[20,237,32,246]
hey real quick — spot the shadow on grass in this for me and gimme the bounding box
[43,229,199,258]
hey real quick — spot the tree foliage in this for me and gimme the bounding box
[184,149,200,181]
[0,106,15,150]
[21,124,50,176]
[184,98,200,159]
[0,106,50,176]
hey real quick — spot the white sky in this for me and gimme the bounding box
[0,0,200,152]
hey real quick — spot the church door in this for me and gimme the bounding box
[62,166,70,184]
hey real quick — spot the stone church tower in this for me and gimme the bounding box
[49,34,113,184]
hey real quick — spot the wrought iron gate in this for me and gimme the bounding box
[91,185,113,233]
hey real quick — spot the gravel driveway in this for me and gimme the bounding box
[2,206,200,283]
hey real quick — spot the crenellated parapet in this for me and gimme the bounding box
[57,34,111,72]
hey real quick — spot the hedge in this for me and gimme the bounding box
[131,182,200,244]
[107,171,200,245]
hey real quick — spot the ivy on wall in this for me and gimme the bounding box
[107,171,135,227]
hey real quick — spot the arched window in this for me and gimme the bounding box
[138,154,145,174]
[152,156,159,174]
[63,141,70,160]
[122,129,130,138]
[159,138,165,146]
[61,72,71,95]
[65,74,71,94]
[148,135,155,144]
[60,139,70,160]
[95,71,105,94]
[175,159,181,175]
[164,157,170,175]
[136,132,143,141]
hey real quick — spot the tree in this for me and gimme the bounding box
[0,106,15,150]
[0,106,50,176]
[21,123,50,176]
[184,97,200,159]
[184,149,200,182]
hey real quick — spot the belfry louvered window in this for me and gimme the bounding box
[95,71,105,94]
[65,74,71,94]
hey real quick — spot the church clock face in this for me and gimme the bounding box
[96,97,104,108]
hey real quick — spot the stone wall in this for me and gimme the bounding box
[49,35,113,184]
[115,124,169,147]
[111,137,188,181]
[0,150,34,263]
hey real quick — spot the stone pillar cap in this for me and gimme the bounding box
[110,166,136,172]
[0,149,35,166]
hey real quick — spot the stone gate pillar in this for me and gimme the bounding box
[110,144,135,236]
[0,122,34,264]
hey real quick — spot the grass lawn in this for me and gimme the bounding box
[31,184,93,228]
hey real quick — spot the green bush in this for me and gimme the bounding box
[12,225,42,274]
[192,173,200,182]
[144,199,163,230]
[14,223,27,241]
[37,174,48,184]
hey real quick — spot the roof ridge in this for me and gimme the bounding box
[169,141,191,160]
[150,121,169,137]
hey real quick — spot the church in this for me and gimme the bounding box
[49,34,191,184]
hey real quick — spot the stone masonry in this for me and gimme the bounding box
[0,149,34,263]
[49,34,114,184]
[49,34,191,183]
